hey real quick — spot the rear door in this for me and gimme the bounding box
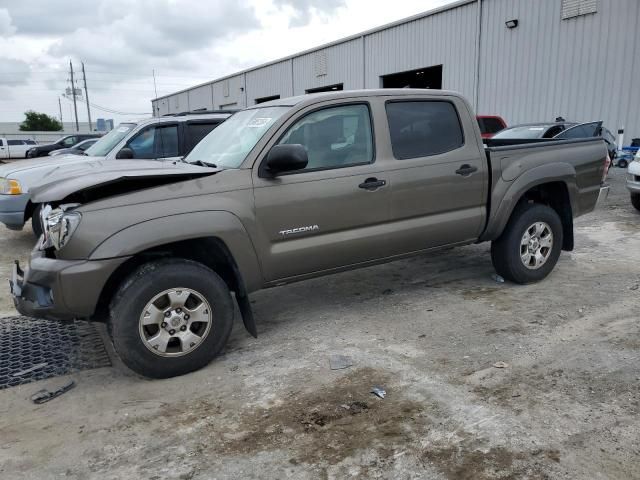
[7,140,29,158]
[183,120,223,155]
[252,100,392,281]
[0,139,7,159]
[124,123,181,161]
[383,97,487,254]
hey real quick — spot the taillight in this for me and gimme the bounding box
[603,153,611,182]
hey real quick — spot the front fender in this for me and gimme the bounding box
[481,163,578,241]
[89,210,263,292]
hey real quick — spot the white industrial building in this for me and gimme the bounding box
[152,0,640,141]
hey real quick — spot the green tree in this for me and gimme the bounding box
[19,111,63,131]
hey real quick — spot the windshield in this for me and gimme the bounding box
[185,107,289,168]
[492,126,550,139]
[85,123,136,157]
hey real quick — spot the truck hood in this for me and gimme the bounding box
[0,154,96,179]
[30,159,220,204]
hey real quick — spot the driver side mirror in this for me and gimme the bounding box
[264,144,308,177]
[116,147,134,159]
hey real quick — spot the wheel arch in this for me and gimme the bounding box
[93,235,259,336]
[482,164,577,251]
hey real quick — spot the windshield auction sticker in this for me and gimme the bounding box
[247,117,272,128]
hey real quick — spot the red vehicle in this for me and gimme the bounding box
[477,115,507,139]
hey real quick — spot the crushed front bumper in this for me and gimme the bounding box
[9,250,130,322]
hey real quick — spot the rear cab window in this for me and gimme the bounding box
[385,101,464,159]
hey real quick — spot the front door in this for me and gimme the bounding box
[383,98,487,254]
[252,102,391,281]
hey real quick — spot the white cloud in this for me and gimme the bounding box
[0,0,456,123]
[0,8,16,36]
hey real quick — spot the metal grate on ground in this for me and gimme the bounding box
[0,316,111,390]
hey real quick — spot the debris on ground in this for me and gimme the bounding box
[30,380,76,404]
[12,362,48,377]
[340,401,369,414]
[629,284,639,291]
[492,274,505,283]
[493,361,509,369]
[371,386,386,399]
[329,354,353,370]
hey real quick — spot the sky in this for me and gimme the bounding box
[0,0,456,126]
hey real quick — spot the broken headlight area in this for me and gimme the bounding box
[39,204,81,251]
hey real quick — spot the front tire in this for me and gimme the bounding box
[618,159,628,169]
[491,203,563,284]
[631,194,640,212]
[109,259,234,378]
[31,204,43,238]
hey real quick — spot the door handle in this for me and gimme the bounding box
[358,177,387,190]
[455,164,478,176]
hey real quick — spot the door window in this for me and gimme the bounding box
[7,140,23,146]
[185,121,221,153]
[278,104,374,171]
[386,101,463,159]
[62,137,77,147]
[128,125,179,159]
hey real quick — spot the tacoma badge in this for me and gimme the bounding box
[279,225,319,237]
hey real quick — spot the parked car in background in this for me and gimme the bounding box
[476,115,507,138]
[9,89,609,378]
[0,111,232,236]
[627,149,640,211]
[552,121,617,160]
[26,134,102,158]
[491,122,575,140]
[0,138,38,160]
[49,138,98,156]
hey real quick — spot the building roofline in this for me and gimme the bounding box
[152,0,476,102]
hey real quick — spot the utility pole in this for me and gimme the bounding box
[69,60,79,132]
[58,96,63,124]
[152,69,158,99]
[81,62,92,131]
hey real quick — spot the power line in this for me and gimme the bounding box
[66,95,148,116]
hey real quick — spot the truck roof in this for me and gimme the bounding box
[248,88,464,109]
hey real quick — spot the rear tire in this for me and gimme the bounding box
[491,203,563,284]
[109,259,234,379]
[618,159,628,168]
[31,204,43,238]
[631,194,640,212]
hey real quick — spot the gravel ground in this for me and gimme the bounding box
[0,168,638,479]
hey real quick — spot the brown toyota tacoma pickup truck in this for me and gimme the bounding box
[10,89,609,378]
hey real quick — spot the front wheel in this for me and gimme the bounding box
[31,204,43,238]
[109,259,234,378]
[491,203,563,284]
[631,194,640,212]
[618,159,628,169]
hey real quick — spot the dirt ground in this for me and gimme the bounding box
[0,168,638,479]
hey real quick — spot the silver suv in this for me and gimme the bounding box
[0,111,233,235]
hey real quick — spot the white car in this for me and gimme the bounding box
[0,138,38,160]
[627,149,640,211]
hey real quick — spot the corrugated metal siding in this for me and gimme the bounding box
[478,0,640,137]
[245,61,293,104]
[152,0,639,140]
[187,84,214,111]
[293,38,364,93]
[364,2,478,96]
[212,75,246,109]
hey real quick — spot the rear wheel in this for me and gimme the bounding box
[491,203,563,284]
[109,259,234,378]
[31,204,43,238]
[631,194,640,212]
[618,159,628,168]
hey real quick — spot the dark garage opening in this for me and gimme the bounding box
[306,83,344,94]
[255,95,281,104]
[381,65,443,89]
